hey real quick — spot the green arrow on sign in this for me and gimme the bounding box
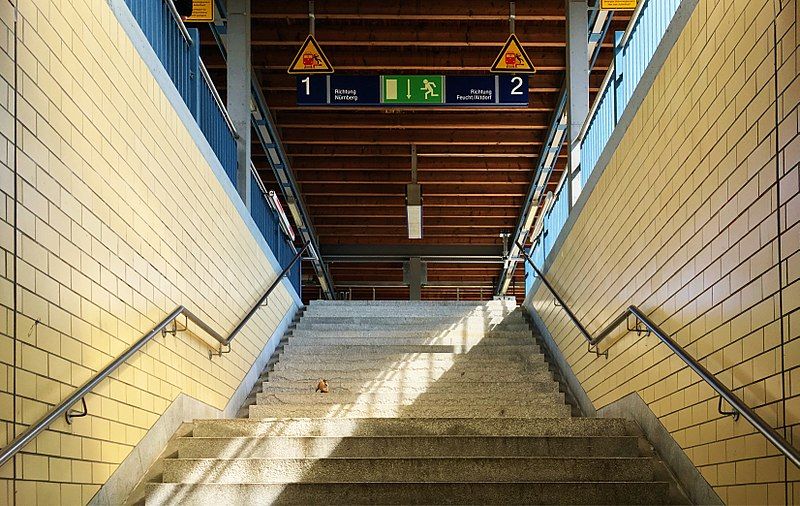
[381,75,444,104]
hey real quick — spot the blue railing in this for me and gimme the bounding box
[526,0,682,294]
[123,0,237,180]
[250,173,302,294]
[123,0,301,296]
[125,0,195,105]
[580,75,615,188]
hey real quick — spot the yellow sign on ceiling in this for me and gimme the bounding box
[490,34,536,74]
[600,0,638,10]
[288,35,335,74]
[184,0,214,22]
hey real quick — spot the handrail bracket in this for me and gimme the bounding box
[65,397,88,425]
[627,314,651,336]
[210,343,232,360]
[588,342,608,359]
[162,316,183,338]
[718,397,741,421]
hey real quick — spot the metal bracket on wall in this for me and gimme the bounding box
[718,397,741,421]
[162,318,179,338]
[209,343,232,360]
[626,314,651,336]
[587,342,609,359]
[65,397,88,425]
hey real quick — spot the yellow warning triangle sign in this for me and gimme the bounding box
[490,34,536,74]
[288,34,334,74]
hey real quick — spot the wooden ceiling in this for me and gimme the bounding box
[199,0,629,302]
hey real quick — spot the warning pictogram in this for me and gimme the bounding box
[288,35,334,74]
[490,34,536,74]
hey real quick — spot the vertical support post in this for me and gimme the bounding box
[565,0,589,209]
[309,1,315,37]
[405,257,425,301]
[227,0,252,209]
[509,2,515,34]
[188,29,201,120]
[613,30,625,123]
[411,144,417,183]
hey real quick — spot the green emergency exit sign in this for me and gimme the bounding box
[381,75,444,104]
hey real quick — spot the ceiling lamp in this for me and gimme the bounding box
[406,144,422,239]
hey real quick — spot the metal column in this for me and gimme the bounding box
[226,0,251,208]
[404,257,426,301]
[565,0,589,208]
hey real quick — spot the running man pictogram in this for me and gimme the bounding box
[421,79,439,99]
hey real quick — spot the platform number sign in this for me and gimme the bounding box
[510,77,524,94]
[297,76,327,104]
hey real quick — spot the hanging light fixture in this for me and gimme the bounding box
[406,144,422,239]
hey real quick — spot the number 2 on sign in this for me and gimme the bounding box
[510,76,523,95]
[302,77,311,95]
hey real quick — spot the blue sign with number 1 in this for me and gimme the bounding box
[297,76,381,105]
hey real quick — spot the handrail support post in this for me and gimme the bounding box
[627,314,650,336]
[718,397,741,421]
[210,343,232,360]
[65,397,88,425]
[162,318,178,338]
[588,342,608,359]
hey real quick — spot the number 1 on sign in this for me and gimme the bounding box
[302,77,311,95]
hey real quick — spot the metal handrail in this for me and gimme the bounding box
[198,58,238,138]
[517,242,800,468]
[164,0,193,45]
[0,243,308,468]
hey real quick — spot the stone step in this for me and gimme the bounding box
[160,456,654,484]
[298,314,526,322]
[308,300,516,305]
[266,369,553,383]
[272,357,550,373]
[303,306,525,323]
[304,304,516,312]
[254,391,566,406]
[146,481,669,505]
[306,301,516,310]
[285,336,535,347]
[192,417,635,438]
[247,402,572,419]
[295,322,527,331]
[283,338,541,358]
[284,338,540,359]
[175,435,642,459]
[261,379,561,395]
[290,329,532,338]
[302,309,519,318]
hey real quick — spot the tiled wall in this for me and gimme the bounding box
[527,0,798,502]
[0,0,297,503]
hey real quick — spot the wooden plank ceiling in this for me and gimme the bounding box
[200,0,629,302]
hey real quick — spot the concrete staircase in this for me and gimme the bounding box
[144,300,679,504]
